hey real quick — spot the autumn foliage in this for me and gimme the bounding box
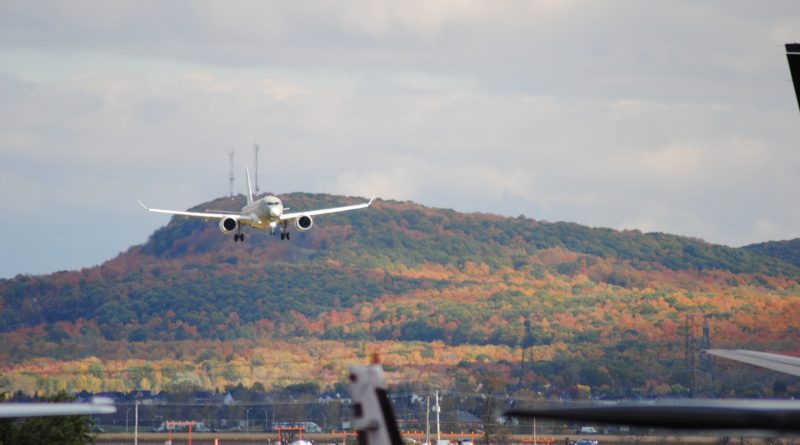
[1,193,799,398]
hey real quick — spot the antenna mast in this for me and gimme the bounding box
[253,142,260,194]
[228,149,235,198]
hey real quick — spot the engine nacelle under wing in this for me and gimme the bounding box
[219,217,238,233]
[295,215,313,231]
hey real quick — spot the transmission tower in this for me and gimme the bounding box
[228,149,235,197]
[684,314,696,396]
[253,143,260,194]
[514,319,535,403]
[700,314,714,392]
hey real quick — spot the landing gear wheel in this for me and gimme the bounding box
[280,233,285,240]
[286,233,291,240]
[240,234,244,242]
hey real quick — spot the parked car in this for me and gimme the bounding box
[576,439,598,445]
[577,426,598,434]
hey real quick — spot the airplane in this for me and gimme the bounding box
[688,46,799,379]
[502,42,800,438]
[347,361,800,444]
[139,169,374,242]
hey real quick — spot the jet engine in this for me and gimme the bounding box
[219,217,238,233]
[295,215,313,231]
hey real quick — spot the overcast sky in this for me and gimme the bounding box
[1,1,799,278]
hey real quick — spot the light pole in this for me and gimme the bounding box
[134,401,139,445]
[246,408,253,432]
[126,407,132,433]
[434,390,441,443]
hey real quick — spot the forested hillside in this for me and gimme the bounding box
[744,238,800,268]
[1,194,799,399]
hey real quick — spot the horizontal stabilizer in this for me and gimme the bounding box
[507,399,800,432]
[0,397,116,418]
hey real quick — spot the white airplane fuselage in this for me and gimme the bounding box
[240,195,284,229]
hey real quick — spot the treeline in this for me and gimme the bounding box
[1,193,799,398]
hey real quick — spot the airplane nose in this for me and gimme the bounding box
[270,206,282,217]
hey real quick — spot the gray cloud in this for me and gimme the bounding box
[1,1,800,277]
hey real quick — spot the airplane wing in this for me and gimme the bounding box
[705,349,800,377]
[506,399,800,433]
[138,200,254,222]
[280,197,375,221]
[0,397,116,418]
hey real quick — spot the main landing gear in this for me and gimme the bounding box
[233,222,244,242]
[280,221,291,241]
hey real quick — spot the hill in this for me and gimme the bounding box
[1,193,799,398]
[743,238,800,268]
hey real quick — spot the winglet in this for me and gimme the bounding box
[245,167,254,205]
[368,196,376,206]
[137,199,150,211]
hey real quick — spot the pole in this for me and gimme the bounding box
[435,390,440,443]
[426,395,430,445]
[134,401,139,445]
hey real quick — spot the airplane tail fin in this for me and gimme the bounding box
[787,43,800,112]
[349,363,403,445]
[245,167,254,205]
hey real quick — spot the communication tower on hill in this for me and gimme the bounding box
[253,143,260,194]
[228,149,235,198]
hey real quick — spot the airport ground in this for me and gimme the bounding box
[92,433,755,445]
